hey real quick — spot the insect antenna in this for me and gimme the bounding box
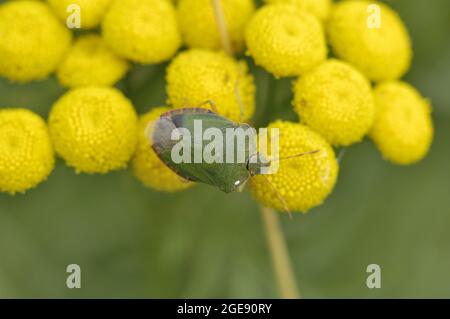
[194,99,219,113]
[259,175,293,219]
[272,149,320,162]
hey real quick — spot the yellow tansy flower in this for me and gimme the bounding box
[0,0,72,82]
[166,49,255,122]
[370,81,433,165]
[47,0,113,29]
[327,0,412,82]
[249,121,338,213]
[102,0,181,64]
[57,34,130,88]
[132,107,193,192]
[293,59,375,146]
[48,87,138,174]
[0,109,54,194]
[264,0,332,21]
[177,0,255,53]
[245,4,327,77]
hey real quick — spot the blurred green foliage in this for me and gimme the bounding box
[0,0,449,298]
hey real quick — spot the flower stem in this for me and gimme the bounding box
[211,0,233,55]
[256,73,278,128]
[210,0,299,298]
[260,205,301,299]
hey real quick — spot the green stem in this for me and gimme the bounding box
[260,206,301,299]
[210,0,299,299]
[211,0,233,55]
[254,74,276,127]
[123,70,133,98]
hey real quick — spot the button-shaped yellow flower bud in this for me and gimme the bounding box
[102,0,181,64]
[177,0,255,53]
[370,82,433,165]
[0,1,72,82]
[249,121,338,213]
[48,87,138,174]
[293,59,375,146]
[245,4,327,77]
[57,34,130,88]
[264,0,332,21]
[166,49,255,122]
[0,109,55,194]
[327,0,412,82]
[47,0,113,29]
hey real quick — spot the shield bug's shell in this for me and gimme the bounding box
[150,108,256,193]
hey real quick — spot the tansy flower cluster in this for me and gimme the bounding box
[0,0,433,215]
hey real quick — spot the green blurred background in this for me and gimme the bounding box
[0,0,449,298]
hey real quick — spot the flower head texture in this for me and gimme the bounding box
[47,0,113,29]
[264,0,331,21]
[177,0,255,53]
[249,121,338,213]
[327,0,412,82]
[0,109,55,194]
[102,0,181,64]
[48,87,138,174]
[245,4,327,77]
[57,34,130,88]
[293,59,375,146]
[0,0,72,82]
[166,49,255,122]
[370,82,433,165]
[132,107,194,192]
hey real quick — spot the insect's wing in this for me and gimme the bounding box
[151,115,201,182]
[151,116,178,155]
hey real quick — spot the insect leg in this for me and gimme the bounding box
[236,179,248,192]
[259,175,293,219]
[337,147,347,164]
[194,99,219,113]
[179,177,191,184]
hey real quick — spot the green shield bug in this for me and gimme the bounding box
[148,101,319,212]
